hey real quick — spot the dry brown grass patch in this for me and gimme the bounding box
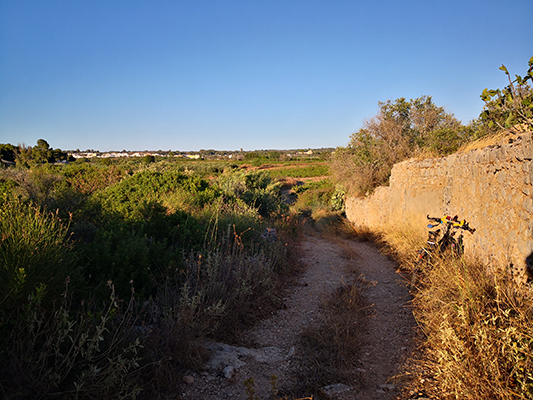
[413,258,533,399]
[374,222,533,399]
[458,130,514,153]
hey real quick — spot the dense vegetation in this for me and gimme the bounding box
[0,151,317,399]
[330,95,485,196]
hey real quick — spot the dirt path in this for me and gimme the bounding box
[180,234,418,399]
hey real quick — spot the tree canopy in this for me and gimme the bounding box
[0,139,71,167]
[331,95,478,196]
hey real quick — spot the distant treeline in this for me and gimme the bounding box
[0,139,72,166]
[1,139,335,165]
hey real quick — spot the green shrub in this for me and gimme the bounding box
[0,160,299,398]
[0,200,145,399]
[215,170,283,218]
[293,179,335,211]
[89,170,217,222]
[0,282,143,400]
[0,199,77,313]
[79,206,205,300]
[0,166,63,204]
[61,162,127,195]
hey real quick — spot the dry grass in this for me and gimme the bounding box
[458,130,514,153]
[415,258,533,399]
[374,224,533,399]
[457,126,531,154]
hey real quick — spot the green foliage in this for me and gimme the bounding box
[267,163,329,179]
[0,283,143,400]
[78,168,283,299]
[61,162,127,196]
[289,178,353,235]
[81,209,203,299]
[292,179,336,218]
[0,156,299,398]
[0,166,65,205]
[27,139,70,164]
[0,143,16,162]
[31,139,52,163]
[0,199,76,314]
[76,171,212,298]
[216,169,284,218]
[331,96,473,196]
[330,185,346,212]
[0,139,71,167]
[480,56,533,133]
[143,154,156,164]
[0,175,16,196]
[89,170,214,222]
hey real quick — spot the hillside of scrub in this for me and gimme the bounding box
[0,149,354,399]
[0,154,312,399]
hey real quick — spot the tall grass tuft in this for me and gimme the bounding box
[0,198,76,312]
[297,282,367,395]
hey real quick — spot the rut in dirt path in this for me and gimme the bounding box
[347,239,417,400]
[180,234,417,400]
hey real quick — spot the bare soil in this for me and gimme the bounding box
[179,233,418,399]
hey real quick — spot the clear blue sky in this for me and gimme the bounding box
[1,0,532,152]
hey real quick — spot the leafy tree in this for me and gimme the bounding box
[0,144,16,162]
[268,151,281,161]
[143,154,155,164]
[20,139,70,164]
[52,148,70,162]
[332,96,469,196]
[244,151,260,161]
[480,56,533,133]
[32,139,52,163]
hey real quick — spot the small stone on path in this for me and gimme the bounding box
[318,383,352,399]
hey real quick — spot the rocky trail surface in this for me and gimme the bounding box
[180,234,418,399]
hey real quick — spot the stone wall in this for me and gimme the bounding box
[345,132,533,281]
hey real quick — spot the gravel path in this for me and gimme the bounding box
[180,234,417,399]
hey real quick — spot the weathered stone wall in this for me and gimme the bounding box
[345,132,533,281]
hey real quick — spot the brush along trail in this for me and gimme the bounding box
[180,233,418,400]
